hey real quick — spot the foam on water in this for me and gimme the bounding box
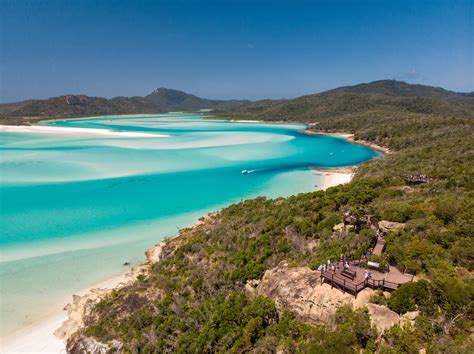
[0,113,380,336]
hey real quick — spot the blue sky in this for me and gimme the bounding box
[1,0,472,102]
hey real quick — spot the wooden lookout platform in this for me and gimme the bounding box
[320,261,412,296]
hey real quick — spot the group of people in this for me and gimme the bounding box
[404,174,431,184]
[317,255,351,273]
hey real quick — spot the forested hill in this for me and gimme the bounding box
[215,80,474,122]
[0,88,246,124]
[146,87,249,111]
[0,95,162,125]
[68,82,473,352]
[325,79,474,100]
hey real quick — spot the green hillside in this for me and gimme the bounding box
[216,81,474,122]
[146,87,249,111]
[0,95,162,125]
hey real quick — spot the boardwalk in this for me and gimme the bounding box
[372,237,385,256]
[320,260,412,296]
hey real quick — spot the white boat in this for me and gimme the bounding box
[241,169,249,174]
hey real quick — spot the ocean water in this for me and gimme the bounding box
[0,114,379,336]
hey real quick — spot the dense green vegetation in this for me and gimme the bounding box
[63,80,474,352]
[145,87,249,111]
[0,95,162,125]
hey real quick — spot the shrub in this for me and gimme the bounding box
[317,212,342,232]
[370,289,387,306]
[379,201,420,223]
[388,280,430,314]
[433,195,459,224]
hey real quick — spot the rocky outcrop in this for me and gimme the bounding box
[333,222,354,231]
[365,303,400,333]
[68,337,122,354]
[379,220,405,233]
[253,262,373,325]
[253,262,418,334]
[400,310,419,327]
[55,289,110,344]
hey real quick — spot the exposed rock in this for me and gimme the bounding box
[65,95,89,106]
[254,262,373,325]
[254,262,412,334]
[145,240,166,263]
[400,310,419,327]
[245,279,261,295]
[379,220,405,233]
[333,223,354,231]
[68,337,122,354]
[365,303,399,333]
[55,288,110,343]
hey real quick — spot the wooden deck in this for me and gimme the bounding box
[320,261,411,296]
[372,237,385,256]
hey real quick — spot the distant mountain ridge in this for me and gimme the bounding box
[0,95,162,125]
[217,80,474,121]
[325,79,473,99]
[145,87,249,111]
[1,80,472,125]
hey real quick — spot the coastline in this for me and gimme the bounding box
[0,216,206,353]
[313,167,355,190]
[0,273,131,352]
[0,124,170,138]
[2,113,165,126]
[299,129,391,154]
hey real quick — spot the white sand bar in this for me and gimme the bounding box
[0,125,170,138]
[317,171,354,190]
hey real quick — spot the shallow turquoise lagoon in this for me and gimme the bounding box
[0,114,379,336]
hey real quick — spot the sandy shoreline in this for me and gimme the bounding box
[228,119,265,123]
[0,272,131,352]
[313,168,355,190]
[299,129,390,154]
[0,220,196,353]
[0,124,170,138]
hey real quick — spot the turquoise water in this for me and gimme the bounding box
[0,114,379,336]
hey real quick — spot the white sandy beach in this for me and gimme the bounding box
[0,125,169,138]
[316,170,354,190]
[229,119,264,123]
[0,273,131,353]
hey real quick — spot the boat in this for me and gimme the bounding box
[241,169,249,174]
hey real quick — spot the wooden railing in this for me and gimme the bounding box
[321,271,400,296]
